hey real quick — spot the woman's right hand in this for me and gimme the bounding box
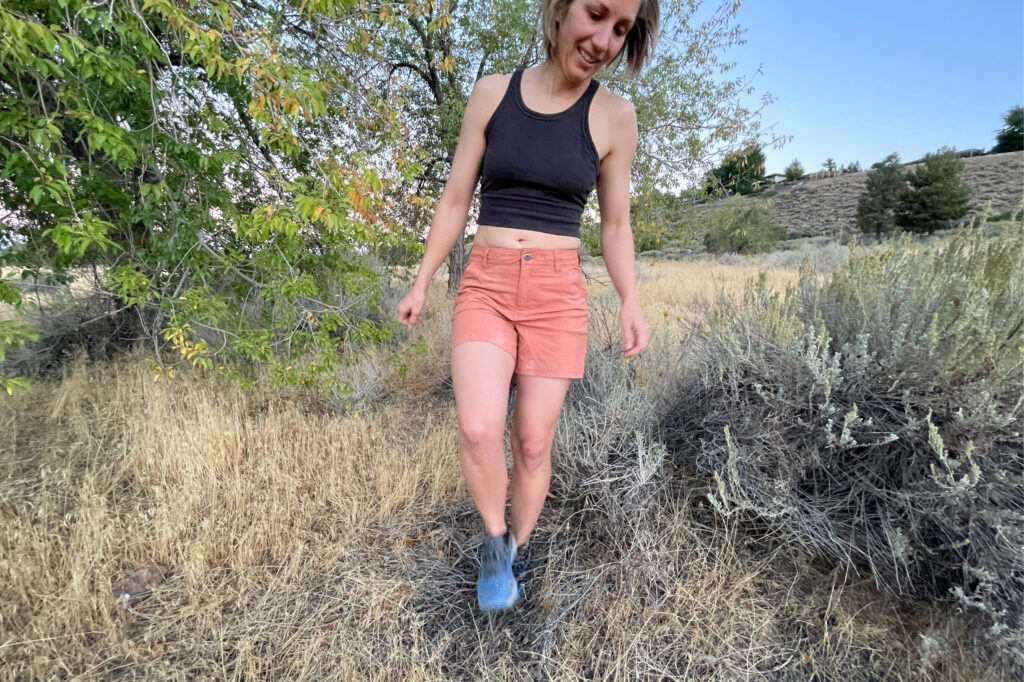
[397,285,427,328]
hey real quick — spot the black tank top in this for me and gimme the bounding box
[477,69,601,238]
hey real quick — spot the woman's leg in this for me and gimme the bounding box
[508,375,572,547]
[452,340,517,537]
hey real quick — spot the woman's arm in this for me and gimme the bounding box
[595,97,650,358]
[398,75,500,327]
[411,75,501,293]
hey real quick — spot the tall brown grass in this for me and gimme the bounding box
[0,248,1009,680]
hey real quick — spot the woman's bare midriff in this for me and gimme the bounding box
[473,224,582,250]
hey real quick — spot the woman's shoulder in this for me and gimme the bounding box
[474,72,514,94]
[466,73,514,114]
[593,83,636,124]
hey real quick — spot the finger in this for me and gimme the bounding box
[620,325,635,354]
[623,323,648,357]
[637,326,650,352]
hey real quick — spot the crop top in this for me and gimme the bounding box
[476,69,601,239]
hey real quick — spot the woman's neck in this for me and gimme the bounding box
[531,60,589,100]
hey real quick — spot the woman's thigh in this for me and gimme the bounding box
[510,375,572,450]
[451,341,517,440]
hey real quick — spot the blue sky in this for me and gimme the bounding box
[694,0,1024,175]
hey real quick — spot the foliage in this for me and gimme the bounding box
[581,214,603,257]
[821,157,837,172]
[784,159,804,181]
[339,0,782,290]
[895,149,972,234]
[662,224,1024,665]
[856,153,906,239]
[701,197,787,254]
[990,105,1023,153]
[0,0,425,392]
[0,0,786,388]
[629,187,692,252]
[702,144,766,196]
[840,160,861,173]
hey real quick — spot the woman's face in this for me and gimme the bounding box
[556,0,642,78]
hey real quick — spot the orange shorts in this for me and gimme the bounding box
[451,246,588,379]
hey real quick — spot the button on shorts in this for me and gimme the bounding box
[451,245,588,379]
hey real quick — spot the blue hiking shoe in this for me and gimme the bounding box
[477,531,518,612]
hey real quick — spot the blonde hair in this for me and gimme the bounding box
[540,0,660,77]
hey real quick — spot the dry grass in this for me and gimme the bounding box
[0,253,1009,680]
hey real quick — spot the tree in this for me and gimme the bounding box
[344,0,783,290]
[856,153,906,240]
[0,0,783,390]
[991,105,1023,153]
[822,157,837,173]
[784,159,804,181]
[0,0,417,393]
[842,160,861,174]
[895,149,972,234]
[629,187,692,252]
[703,144,766,196]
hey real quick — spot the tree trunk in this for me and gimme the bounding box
[446,227,466,295]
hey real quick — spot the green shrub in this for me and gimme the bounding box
[784,159,804,181]
[581,216,602,256]
[633,220,669,253]
[662,223,1024,665]
[701,198,788,254]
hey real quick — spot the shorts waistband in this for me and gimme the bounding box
[468,245,580,271]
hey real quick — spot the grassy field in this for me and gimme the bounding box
[0,249,1011,680]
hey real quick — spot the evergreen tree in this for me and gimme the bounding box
[895,150,972,234]
[784,159,804,181]
[703,145,766,196]
[991,105,1024,153]
[822,158,837,173]
[856,153,906,239]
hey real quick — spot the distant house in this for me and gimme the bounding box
[763,173,787,184]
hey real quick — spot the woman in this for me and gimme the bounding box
[397,0,658,612]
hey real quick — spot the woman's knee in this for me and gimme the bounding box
[511,430,553,472]
[458,415,504,453]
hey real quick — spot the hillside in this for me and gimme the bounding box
[756,150,1022,237]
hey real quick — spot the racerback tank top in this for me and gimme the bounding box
[477,69,601,238]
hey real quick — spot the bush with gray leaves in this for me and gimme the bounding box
[661,225,1023,665]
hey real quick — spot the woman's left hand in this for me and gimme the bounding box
[619,299,650,359]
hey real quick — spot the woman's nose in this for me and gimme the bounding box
[591,25,613,54]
